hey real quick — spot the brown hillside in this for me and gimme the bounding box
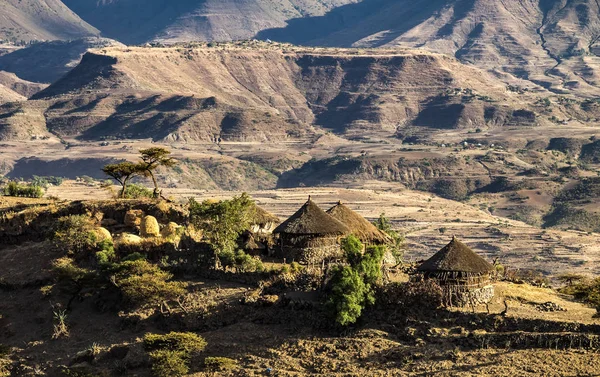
[2,43,556,143]
[0,71,47,97]
[0,0,99,42]
[0,83,24,104]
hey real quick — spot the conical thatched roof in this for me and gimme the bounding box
[274,197,350,236]
[249,203,280,226]
[326,201,391,244]
[418,236,493,275]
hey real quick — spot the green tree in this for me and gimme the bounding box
[139,147,177,198]
[189,193,255,268]
[328,236,385,326]
[102,162,145,198]
[374,212,406,265]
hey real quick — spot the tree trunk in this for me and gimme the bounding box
[149,171,159,198]
[121,177,129,198]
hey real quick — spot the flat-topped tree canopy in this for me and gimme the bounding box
[418,236,494,276]
[326,201,391,244]
[274,196,350,236]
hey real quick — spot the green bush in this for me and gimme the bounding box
[204,356,238,371]
[52,257,92,283]
[144,332,207,377]
[3,181,44,198]
[327,236,385,326]
[560,277,600,309]
[373,213,406,264]
[189,193,254,254]
[54,215,97,255]
[328,266,373,326]
[148,350,188,377]
[31,175,64,188]
[122,183,153,199]
[112,260,187,309]
[144,332,207,353]
[95,240,116,265]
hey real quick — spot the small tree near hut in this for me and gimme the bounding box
[102,161,145,198]
[139,147,177,198]
[374,212,406,265]
[328,235,385,326]
[189,193,255,268]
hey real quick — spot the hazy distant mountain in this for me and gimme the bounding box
[258,0,600,94]
[61,0,360,45]
[0,38,124,83]
[0,0,99,42]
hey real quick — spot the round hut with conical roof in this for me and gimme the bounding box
[417,236,495,306]
[248,203,280,235]
[274,197,350,264]
[326,201,391,245]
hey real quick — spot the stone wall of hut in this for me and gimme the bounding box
[277,234,343,265]
[444,284,495,307]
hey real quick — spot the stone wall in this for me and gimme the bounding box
[444,284,495,307]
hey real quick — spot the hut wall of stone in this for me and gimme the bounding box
[277,234,343,265]
[417,272,495,307]
[442,284,495,307]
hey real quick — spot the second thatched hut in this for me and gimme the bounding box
[273,197,350,264]
[417,236,495,307]
[326,201,390,245]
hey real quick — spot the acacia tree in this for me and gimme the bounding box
[139,147,177,198]
[102,162,145,198]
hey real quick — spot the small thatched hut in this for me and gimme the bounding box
[326,201,390,245]
[417,236,495,307]
[248,204,280,235]
[273,197,350,264]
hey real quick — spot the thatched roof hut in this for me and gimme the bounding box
[248,203,280,234]
[418,236,495,307]
[326,201,390,244]
[274,197,350,264]
[274,197,349,236]
[418,236,493,279]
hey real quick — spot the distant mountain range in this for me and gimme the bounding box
[0,0,98,42]
[0,0,599,95]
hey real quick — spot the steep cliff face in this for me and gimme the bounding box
[1,44,572,142]
[17,45,543,143]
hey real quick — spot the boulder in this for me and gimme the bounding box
[140,216,160,238]
[94,227,112,242]
[117,233,143,245]
[124,209,144,228]
[160,222,180,239]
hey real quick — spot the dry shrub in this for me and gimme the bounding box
[143,332,207,377]
[504,268,550,287]
[204,356,238,372]
[54,214,98,255]
[111,260,186,310]
[377,280,443,313]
